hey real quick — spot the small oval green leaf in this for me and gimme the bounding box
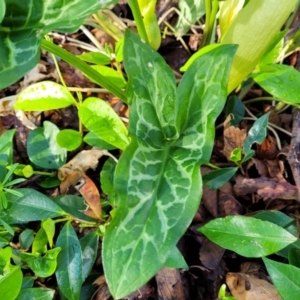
[78,97,129,150]
[56,129,82,151]
[0,265,22,300]
[27,121,67,169]
[15,81,76,111]
[199,216,297,257]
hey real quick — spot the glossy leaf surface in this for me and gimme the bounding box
[263,257,300,300]
[15,81,76,111]
[16,288,55,300]
[1,188,64,224]
[253,64,300,105]
[0,265,22,300]
[79,97,129,150]
[103,30,236,299]
[199,216,297,257]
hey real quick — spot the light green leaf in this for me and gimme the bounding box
[263,257,300,300]
[56,222,83,300]
[16,288,55,300]
[15,81,76,111]
[56,129,82,151]
[199,216,297,257]
[20,248,61,278]
[0,265,22,300]
[0,0,5,23]
[0,0,118,89]
[27,121,67,169]
[90,66,126,89]
[1,188,64,224]
[175,0,205,37]
[103,30,236,299]
[202,167,238,190]
[253,64,300,105]
[77,52,111,65]
[0,247,12,273]
[80,233,98,282]
[32,227,48,254]
[0,129,15,181]
[78,97,129,150]
[243,112,270,162]
[42,219,55,248]
[221,0,297,93]
[83,132,117,150]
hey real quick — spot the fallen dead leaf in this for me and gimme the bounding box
[256,135,278,160]
[222,115,247,161]
[58,148,117,181]
[226,272,282,300]
[234,175,297,200]
[60,170,102,219]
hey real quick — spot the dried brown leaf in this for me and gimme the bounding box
[226,272,282,300]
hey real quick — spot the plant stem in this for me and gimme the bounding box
[40,39,127,103]
[128,0,149,44]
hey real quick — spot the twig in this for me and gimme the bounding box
[287,108,300,201]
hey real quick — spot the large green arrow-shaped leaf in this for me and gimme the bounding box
[0,0,118,89]
[102,30,237,299]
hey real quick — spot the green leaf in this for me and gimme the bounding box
[175,0,205,36]
[0,30,40,90]
[16,288,55,300]
[0,129,15,181]
[83,132,117,150]
[221,0,297,93]
[56,222,83,300]
[91,66,126,89]
[229,148,242,163]
[32,227,48,254]
[78,97,129,150]
[0,218,14,236]
[263,257,300,299]
[36,177,60,188]
[100,158,117,206]
[199,216,297,257]
[0,0,119,89]
[27,121,67,169]
[288,248,300,268]
[0,265,22,300]
[225,96,245,126]
[42,219,55,248]
[253,64,300,105]
[80,233,98,282]
[53,195,95,222]
[20,248,61,277]
[56,129,82,151]
[103,30,236,299]
[253,210,294,228]
[0,0,5,23]
[15,82,76,111]
[77,52,111,65]
[202,167,238,190]
[1,188,64,224]
[21,276,35,289]
[243,112,270,162]
[0,247,12,273]
[19,229,34,250]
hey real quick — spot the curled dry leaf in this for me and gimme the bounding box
[256,135,278,160]
[58,148,117,181]
[60,170,102,219]
[234,175,297,200]
[226,272,282,300]
[222,115,247,160]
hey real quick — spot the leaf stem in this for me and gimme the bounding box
[40,39,127,103]
[128,0,149,44]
